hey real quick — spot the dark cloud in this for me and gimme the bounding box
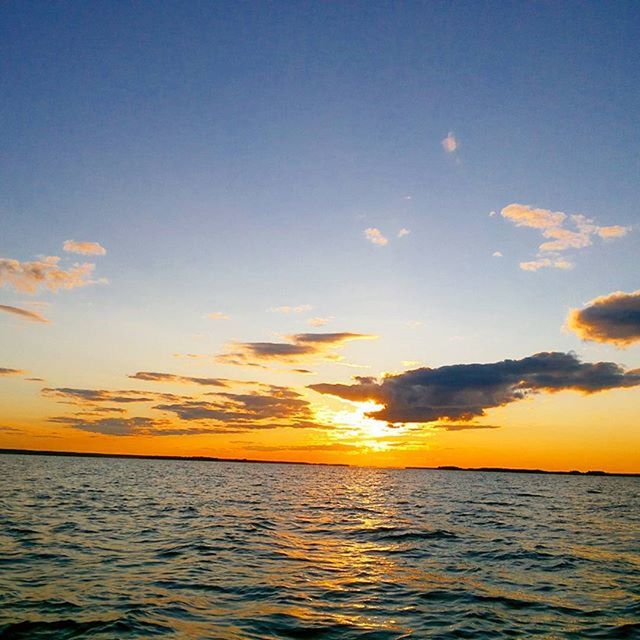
[128,371,230,386]
[567,290,640,347]
[310,352,640,424]
[42,387,185,404]
[154,388,323,430]
[49,416,160,436]
[216,332,376,366]
[24,377,45,382]
[48,415,244,437]
[0,304,49,323]
[434,424,501,431]
[0,367,25,376]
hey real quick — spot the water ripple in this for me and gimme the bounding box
[1,455,638,639]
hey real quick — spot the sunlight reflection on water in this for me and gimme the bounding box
[1,455,639,639]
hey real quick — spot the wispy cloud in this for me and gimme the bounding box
[397,228,410,238]
[207,311,230,320]
[42,387,183,404]
[492,251,503,258]
[63,240,107,256]
[0,304,49,323]
[310,352,640,425]
[500,204,630,271]
[567,290,640,348]
[308,316,333,327]
[364,228,388,246]
[128,371,231,386]
[442,131,458,153]
[217,332,377,367]
[269,304,313,314]
[519,257,573,272]
[49,383,329,435]
[0,367,25,376]
[0,256,104,293]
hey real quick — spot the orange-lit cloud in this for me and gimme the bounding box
[308,316,333,327]
[217,332,376,366]
[500,204,630,271]
[310,352,640,425]
[520,258,573,272]
[63,240,107,256]
[207,311,230,320]
[364,228,388,246]
[567,290,640,347]
[0,304,49,323]
[442,131,458,153]
[0,256,102,293]
[0,367,25,376]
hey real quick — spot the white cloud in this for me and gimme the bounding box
[492,251,503,258]
[397,228,410,238]
[364,228,388,246]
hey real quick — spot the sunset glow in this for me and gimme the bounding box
[1,2,639,474]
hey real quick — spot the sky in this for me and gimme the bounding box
[1,1,639,471]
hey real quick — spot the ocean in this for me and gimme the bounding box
[1,454,638,639]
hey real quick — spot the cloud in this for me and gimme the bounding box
[0,367,25,376]
[42,387,182,404]
[207,311,230,320]
[244,443,359,452]
[519,258,573,272]
[24,377,45,382]
[128,371,230,387]
[501,204,566,230]
[308,316,333,327]
[567,290,640,348]
[397,228,410,238]
[270,305,313,314]
[63,240,107,256]
[364,228,388,246]
[0,304,49,323]
[432,423,501,431]
[500,204,630,271]
[0,256,103,293]
[49,415,231,437]
[442,132,458,153]
[46,381,329,434]
[492,251,503,258]
[217,332,376,366]
[309,352,640,425]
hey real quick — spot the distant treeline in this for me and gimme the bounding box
[406,465,639,478]
[0,449,637,476]
[0,448,348,467]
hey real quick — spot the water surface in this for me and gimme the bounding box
[1,454,638,638]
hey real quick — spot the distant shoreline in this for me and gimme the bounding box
[0,448,638,476]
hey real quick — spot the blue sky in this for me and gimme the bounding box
[1,2,639,467]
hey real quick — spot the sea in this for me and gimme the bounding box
[1,454,638,639]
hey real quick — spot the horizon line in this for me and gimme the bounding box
[1,448,638,477]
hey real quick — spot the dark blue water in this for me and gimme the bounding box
[1,454,638,639]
